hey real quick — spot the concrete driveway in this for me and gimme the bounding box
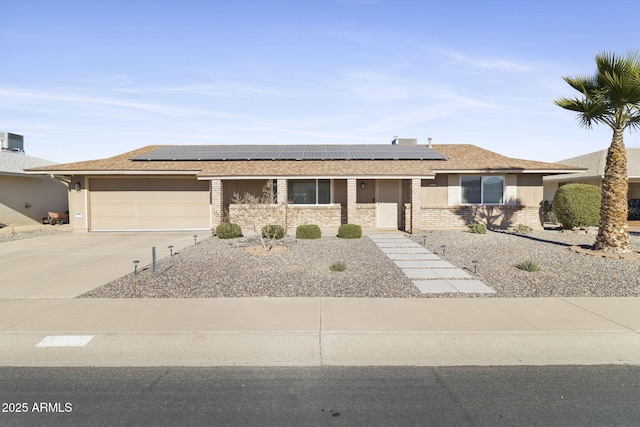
[0,232,201,298]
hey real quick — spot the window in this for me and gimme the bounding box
[288,179,331,204]
[461,176,504,204]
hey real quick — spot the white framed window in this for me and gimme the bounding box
[461,176,504,204]
[288,179,331,204]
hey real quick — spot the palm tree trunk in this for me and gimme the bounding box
[593,128,631,253]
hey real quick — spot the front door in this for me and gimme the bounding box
[377,180,400,229]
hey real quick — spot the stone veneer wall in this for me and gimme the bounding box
[419,205,542,229]
[210,179,223,229]
[227,203,343,233]
[353,203,376,227]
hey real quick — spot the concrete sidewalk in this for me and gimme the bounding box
[1,297,639,367]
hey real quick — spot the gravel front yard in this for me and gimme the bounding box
[80,229,640,298]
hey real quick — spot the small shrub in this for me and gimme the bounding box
[467,222,487,234]
[338,224,362,239]
[513,223,533,234]
[262,224,285,240]
[516,260,541,272]
[553,183,601,230]
[330,261,346,272]
[296,224,321,239]
[216,223,243,239]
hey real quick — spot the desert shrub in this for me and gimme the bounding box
[330,261,346,272]
[516,260,541,272]
[216,223,243,239]
[262,224,285,240]
[553,184,601,229]
[513,223,533,234]
[467,222,487,234]
[338,224,362,239]
[296,224,321,239]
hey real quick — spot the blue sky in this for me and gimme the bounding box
[2,0,639,163]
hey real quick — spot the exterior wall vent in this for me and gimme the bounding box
[0,132,25,152]
[391,138,418,146]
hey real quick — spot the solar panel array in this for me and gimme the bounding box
[130,145,447,161]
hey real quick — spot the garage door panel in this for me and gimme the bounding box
[90,178,210,230]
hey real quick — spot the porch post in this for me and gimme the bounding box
[347,178,357,224]
[210,179,223,230]
[277,178,287,204]
[411,178,421,234]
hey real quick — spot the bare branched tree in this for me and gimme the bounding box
[230,181,291,251]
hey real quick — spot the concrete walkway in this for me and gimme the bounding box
[369,234,495,294]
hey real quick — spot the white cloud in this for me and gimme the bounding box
[434,48,531,72]
[0,87,241,119]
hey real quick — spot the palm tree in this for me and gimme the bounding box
[555,51,640,254]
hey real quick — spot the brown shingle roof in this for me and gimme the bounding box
[27,144,582,177]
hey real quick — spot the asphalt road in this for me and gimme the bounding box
[1,365,639,426]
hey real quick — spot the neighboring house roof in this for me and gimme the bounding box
[0,150,58,176]
[27,144,582,178]
[544,148,640,182]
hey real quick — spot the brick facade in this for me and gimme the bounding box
[347,179,357,224]
[220,178,543,234]
[410,178,421,233]
[353,203,376,227]
[210,179,223,229]
[419,205,542,229]
[228,203,343,234]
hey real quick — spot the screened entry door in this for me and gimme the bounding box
[376,180,400,229]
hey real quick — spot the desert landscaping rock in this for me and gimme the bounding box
[80,229,640,298]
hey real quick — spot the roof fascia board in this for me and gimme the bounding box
[26,170,201,176]
[544,174,605,181]
[430,169,582,174]
[197,175,436,180]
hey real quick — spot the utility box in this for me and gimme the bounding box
[0,133,24,152]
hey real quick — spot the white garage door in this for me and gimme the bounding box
[89,178,210,231]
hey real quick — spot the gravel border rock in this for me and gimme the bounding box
[0,224,70,244]
[81,229,640,298]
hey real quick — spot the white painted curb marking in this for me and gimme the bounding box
[36,335,95,347]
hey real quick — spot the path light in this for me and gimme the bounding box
[133,260,140,275]
[422,236,427,246]
[193,235,198,246]
[472,260,479,274]
[441,245,447,257]
[168,245,174,257]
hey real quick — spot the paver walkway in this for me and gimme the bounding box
[369,234,496,294]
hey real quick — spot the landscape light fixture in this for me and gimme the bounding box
[133,260,140,275]
[441,245,447,257]
[472,260,479,274]
[193,235,198,245]
[168,245,174,257]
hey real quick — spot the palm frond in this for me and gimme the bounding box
[558,51,640,131]
[555,97,610,128]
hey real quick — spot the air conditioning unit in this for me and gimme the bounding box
[0,133,24,152]
[391,138,418,146]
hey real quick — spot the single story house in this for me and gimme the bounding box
[0,133,68,227]
[28,139,581,233]
[543,148,640,207]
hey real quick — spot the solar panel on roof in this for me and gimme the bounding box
[130,145,447,161]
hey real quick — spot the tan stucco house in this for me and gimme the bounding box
[28,139,580,233]
[1,133,68,227]
[543,148,640,203]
